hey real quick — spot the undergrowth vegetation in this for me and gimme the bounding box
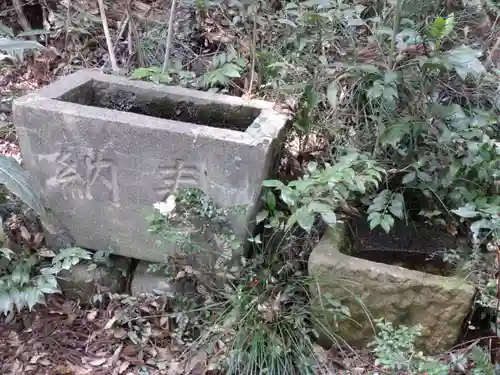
[134,0,500,371]
[2,0,500,372]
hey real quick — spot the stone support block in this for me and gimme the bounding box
[58,255,130,301]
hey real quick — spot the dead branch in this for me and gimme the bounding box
[12,0,35,40]
[162,0,178,74]
[64,0,72,52]
[97,0,120,73]
[486,34,500,68]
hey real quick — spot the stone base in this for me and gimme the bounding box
[308,225,474,354]
[57,255,130,301]
[130,261,177,296]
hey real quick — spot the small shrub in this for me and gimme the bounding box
[0,247,92,314]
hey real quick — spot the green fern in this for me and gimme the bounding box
[470,346,495,375]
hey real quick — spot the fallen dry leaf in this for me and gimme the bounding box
[117,360,130,374]
[109,343,123,366]
[89,357,107,366]
[104,315,118,330]
[19,226,30,243]
[86,310,98,321]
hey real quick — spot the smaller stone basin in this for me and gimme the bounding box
[308,222,475,354]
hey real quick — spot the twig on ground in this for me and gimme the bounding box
[162,0,178,74]
[97,0,120,73]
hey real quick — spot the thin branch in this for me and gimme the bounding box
[96,0,120,73]
[486,34,500,68]
[127,21,133,57]
[64,0,72,52]
[12,0,35,40]
[162,0,178,74]
[389,0,402,69]
[126,0,144,67]
[247,15,257,96]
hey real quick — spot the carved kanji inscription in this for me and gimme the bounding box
[54,147,120,206]
[155,159,203,200]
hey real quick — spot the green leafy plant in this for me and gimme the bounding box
[0,156,93,314]
[148,188,248,287]
[262,151,384,232]
[0,247,91,315]
[146,184,353,374]
[369,319,448,374]
[203,52,245,89]
[369,319,497,374]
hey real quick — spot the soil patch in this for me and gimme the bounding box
[57,80,259,132]
[344,218,463,276]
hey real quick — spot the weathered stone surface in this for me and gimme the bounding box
[58,255,130,301]
[308,225,474,354]
[13,70,288,262]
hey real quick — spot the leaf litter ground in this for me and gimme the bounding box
[0,0,497,373]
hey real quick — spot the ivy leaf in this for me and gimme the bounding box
[221,63,241,78]
[451,204,479,218]
[263,180,285,189]
[280,187,297,207]
[402,171,416,184]
[470,218,492,240]
[380,214,394,233]
[265,190,277,211]
[326,81,339,110]
[445,46,485,80]
[256,210,269,224]
[417,171,432,182]
[367,80,384,100]
[368,212,382,230]
[389,195,404,220]
[380,122,409,149]
[0,156,45,216]
[288,207,314,232]
[24,287,43,310]
[368,189,391,213]
[307,161,318,174]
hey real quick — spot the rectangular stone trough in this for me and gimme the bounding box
[309,224,474,354]
[13,70,288,263]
